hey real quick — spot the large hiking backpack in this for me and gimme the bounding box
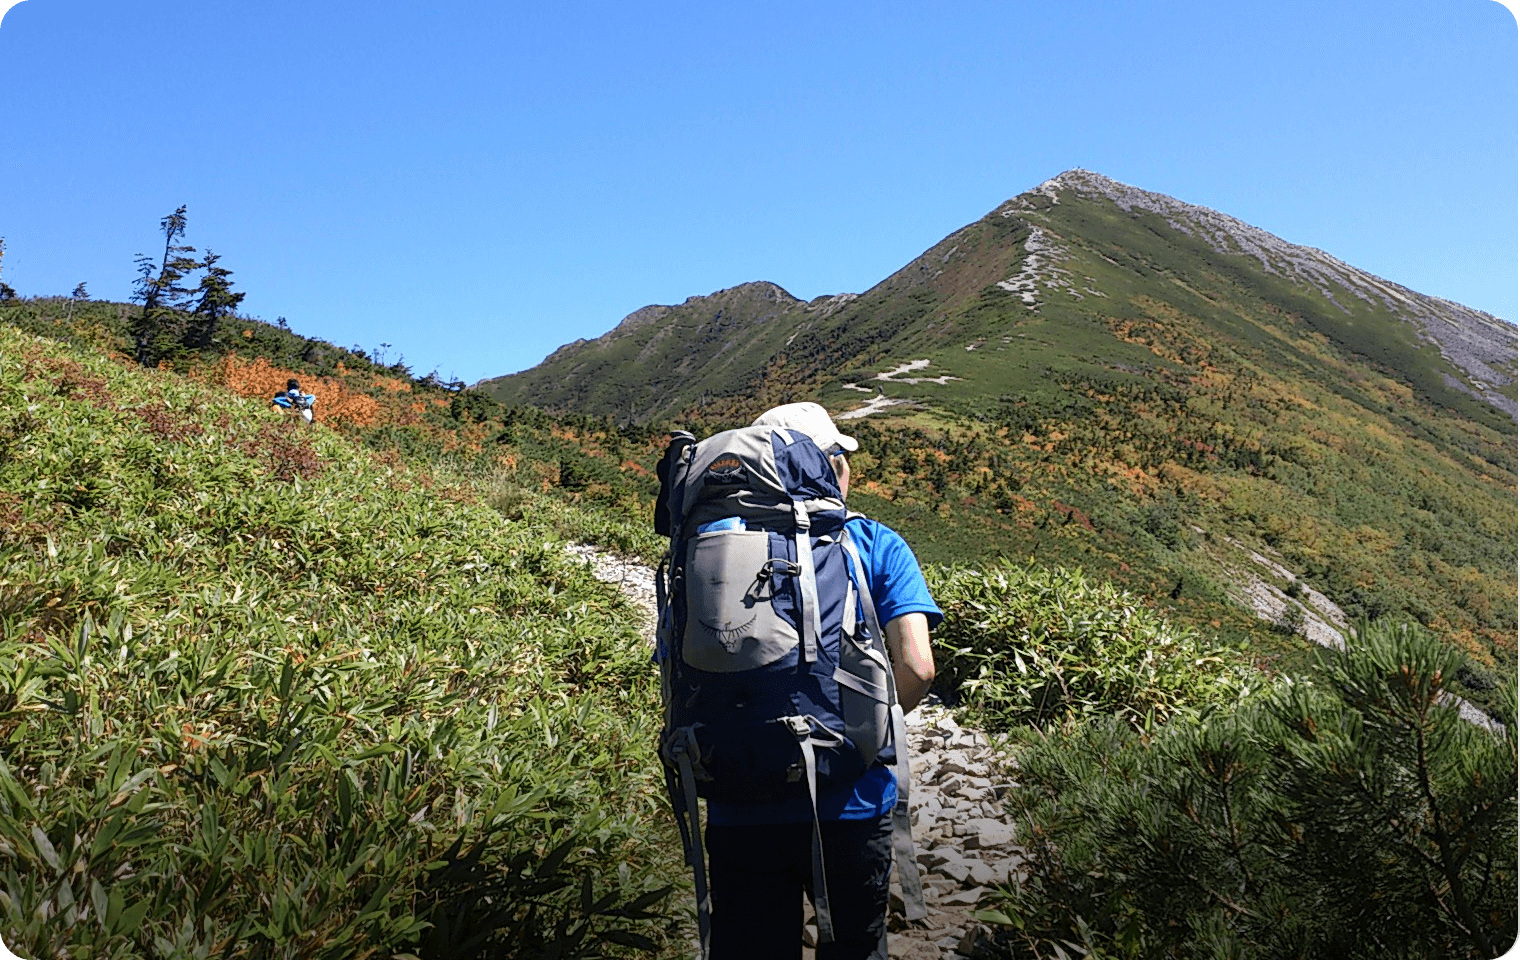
[271,390,316,424]
[654,425,926,956]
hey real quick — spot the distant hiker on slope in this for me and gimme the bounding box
[271,378,316,424]
[655,401,941,960]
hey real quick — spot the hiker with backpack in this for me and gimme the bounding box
[271,378,316,424]
[655,402,941,960]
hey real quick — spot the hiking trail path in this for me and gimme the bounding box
[567,544,1027,959]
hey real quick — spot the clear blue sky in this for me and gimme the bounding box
[1,0,1515,385]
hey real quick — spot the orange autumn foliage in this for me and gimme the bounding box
[211,355,380,428]
[372,375,413,393]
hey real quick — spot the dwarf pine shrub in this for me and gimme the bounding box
[981,619,1517,960]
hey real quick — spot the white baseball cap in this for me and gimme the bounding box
[751,402,859,453]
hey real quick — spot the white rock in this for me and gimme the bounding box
[934,858,971,884]
[921,880,957,899]
[968,860,1004,886]
[941,887,987,906]
[917,848,952,870]
[962,818,1016,848]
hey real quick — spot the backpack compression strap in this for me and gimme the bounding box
[841,532,929,923]
[665,729,713,959]
[656,549,714,960]
[792,502,823,662]
[785,716,847,945]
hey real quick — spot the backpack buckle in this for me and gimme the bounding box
[758,558,801,579]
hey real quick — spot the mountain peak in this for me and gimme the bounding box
[1010,170,1515,414]
[606,281,801,337]
[1035,168,1122,196]
[485,168,1515,423]
[696,280,800,303]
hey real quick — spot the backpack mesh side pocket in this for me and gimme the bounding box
[835,619,893,768]
[682,530,799,673]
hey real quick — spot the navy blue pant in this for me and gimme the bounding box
[705,815,893,960]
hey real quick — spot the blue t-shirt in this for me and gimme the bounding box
[706,516,942,825]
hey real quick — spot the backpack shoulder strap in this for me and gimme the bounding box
[840,526,929,923]
[654,431,696,537]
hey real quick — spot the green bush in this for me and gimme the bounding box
[981,619,1518,960]
[925,560,1257,731]
[476,464,663,565]
[0,328,683,958]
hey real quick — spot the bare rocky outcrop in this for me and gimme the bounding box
[1212,535,1504,732]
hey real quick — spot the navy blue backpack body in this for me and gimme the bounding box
[653,425,925,955]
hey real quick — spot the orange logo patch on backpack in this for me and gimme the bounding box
[706,455,747,485]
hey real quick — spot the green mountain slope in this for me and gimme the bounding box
[480,170,1515,429]
[6,318,1509,959]
[479,170,1518,693]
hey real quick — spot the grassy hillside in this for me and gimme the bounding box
[1,300,1512,959]
[0,293,669,551]
[485,282,811,423]
[0,323,682,958]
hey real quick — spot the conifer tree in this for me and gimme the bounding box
[66,282,88,322]
[130,205,198,366]
[185,249,245,349]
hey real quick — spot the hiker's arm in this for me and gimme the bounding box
[885,612,934,713]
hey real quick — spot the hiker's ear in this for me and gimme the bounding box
[830,454,850,498]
